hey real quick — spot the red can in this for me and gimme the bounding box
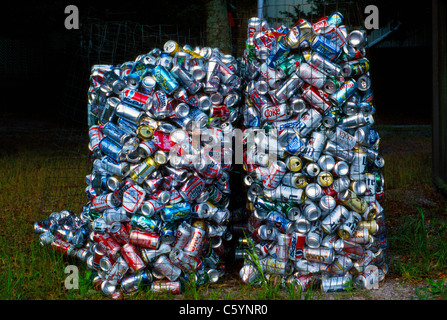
[151,280,181,295]
[51,238,74,256]
[109,222,131,246]
[92,232,122,258]
[129,230,160,249]
[172,221,192,250]
[183,225,206,257]
[120,243,146,273]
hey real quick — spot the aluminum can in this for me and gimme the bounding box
[317,154,335,172]
[183,223,206,257]
[329,79,357,107]
[302,131,327,162]
[264,185,306,203]
[321,204,349,234]
[151,65,179,95]
[99,137,126,163]
[152,254,182,281]
[120,243,146,273]
[274,73,303,102]
[129,229,160,249]
[91,193,120,211]
[311,35,342,61]
[324,140,354,163]
[260,257,293,275]
[284,20,316,49]
[288,232,306,260]
[328,126,357,151]
[305,182,323,201]
[285,156,302,172]
[297,62,327,89]
[121,270,152,293]
[278,127,306,155]
[305,50,341,77]
[141,199,164,217]
[263,160,287,189]
[341,58,370,77]
[261,103,293,122]
[305,224,324,248]
[121,183,146,214]
[321,274,352,292]
[179,175,205,202]
[104,256,129,284]
[129,156,159,185]
[338,211,362,240]
[266,211,294,234]
[170,247,202,273]
[259,62,285,88]
[302,199,322,221]
[319,195,337,213]
[303,246,335,264]
[301,87,331,116]
[151,280,181,294]
[89,125,103,152]
[130,214,162,233]
[161,202,191,222]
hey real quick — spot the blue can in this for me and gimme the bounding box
[102,122,131,146]
[151,65,179,95]
[267,36,290,68]
[160,222,176,244]
[311,35,342,61]
[161,202,191,222]
[99,136,125,162]
[327,12,344,26]
[328,79,357,107]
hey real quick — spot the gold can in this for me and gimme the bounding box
[294,173,308,189]
[163,40,181,56]
[137,125,154,140]
[286,156,302,172]
[358,220,379,234]
[317,171,333,187]
[191,219,206,230]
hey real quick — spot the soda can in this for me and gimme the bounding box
[151,65,179,95]
[129,230,160,249]
[263,160,287,189]
[305,182,323,201]
[161,202,191,222]
[297,62,327,89]
[179,175,205,202]
[321,204,349,234]
[91,193,120,212]
[261,103,293,122]
[104,256,129,284]
[266,211,294,234]
[274,73,303,102]
[341,58,370,77]
[285,156,302,172]
[171,65,201,94]
[151,280,181,294]
[288,232,306,260]
[130,214,162,233]
[141,199,164,217]
[328,79,357,107]
[305,50,342,77]
[99,137,127,163]
[303,246,335,264]
[321,274,352,292]
[121,183,146,214]
[89,125,104,152]
[169,247,202,273]
[319,195,337,213]
[259,62,285,88]
[183,222,206,257]
[240,263,262,285]
[120,243,146,273]
[152,254,182,281]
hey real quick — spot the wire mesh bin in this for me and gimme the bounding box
[34,1,387,298]
[235,2,388,292]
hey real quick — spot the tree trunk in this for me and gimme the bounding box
[205,0,231,53]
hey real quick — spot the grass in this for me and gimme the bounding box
[0,124,446,300]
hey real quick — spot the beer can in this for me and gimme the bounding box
[120,243,146,273]
[263,160,287,189]
[317,154,335,171]
[338,211,362,240]
[260,257,293,275]
[286,156,302,172]
[302,131,327,162]
[151,280,181,294]
[303,246,335,264]
[321,204,349,234]
[152,254,182,281]
[321,274,352,292]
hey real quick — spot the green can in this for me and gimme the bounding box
[277,54,303,77]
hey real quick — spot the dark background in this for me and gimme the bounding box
[0,1,433,128]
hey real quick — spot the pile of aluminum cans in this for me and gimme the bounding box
[236,12,388,292]
[34,41,242,299]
